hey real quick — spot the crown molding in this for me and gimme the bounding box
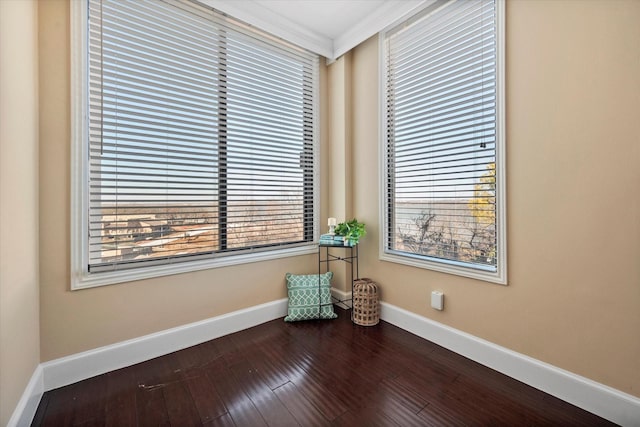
[202,0,430,60]
[333,0,429,58]
[200,0,334,58]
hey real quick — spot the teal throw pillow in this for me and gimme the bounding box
[284,272,337,322]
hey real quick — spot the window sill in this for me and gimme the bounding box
[379,250,507,285]
[72,244,318,290]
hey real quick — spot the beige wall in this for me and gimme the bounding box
[0,0,41,424]
[38,0,321,361]
[347,0,640,396]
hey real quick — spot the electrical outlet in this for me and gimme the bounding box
[431,291,444,310]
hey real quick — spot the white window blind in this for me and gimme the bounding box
[383,0,502,275]
[87,0,318,273]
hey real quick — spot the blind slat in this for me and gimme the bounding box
[87,0,318,271]
[384,0,498,270]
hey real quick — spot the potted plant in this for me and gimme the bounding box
[335,218,366,246]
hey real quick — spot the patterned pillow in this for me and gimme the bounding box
[284,272,337,322]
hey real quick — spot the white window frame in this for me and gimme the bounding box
[378,0,506,284]
[70,1,319,290]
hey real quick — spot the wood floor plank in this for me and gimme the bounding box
[73,418,106,427]
[386,363,457,404]
[358,383,429,427]
[227,329,290,390]
[105,367,137,427]
[272,381,330,427]
[195,340,227,366]
[71,374,108,425]
[215,334,247,369]
[377,377,429,414]
[331,408,396,427]
[204,362,267,427]
[134,353,181,391]
[281,322,381,411]
[416,401,474,427]
[162,380,202,427]
[253,333,348,421]
[242,349,290,391]
[135,388,169,427]
[32,308,616,427]
[203,412,236,427]
[185,374,228,424]
[171,344,213,379]
[38,384,77,427]
[227,359,299,426]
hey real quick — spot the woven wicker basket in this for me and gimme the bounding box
[352,278,380,326]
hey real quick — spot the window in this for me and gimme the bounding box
[381,0,506,283]
[72,0,319,288]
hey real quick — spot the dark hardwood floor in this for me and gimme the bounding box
[32,308,614,426]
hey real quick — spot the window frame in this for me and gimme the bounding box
[70,0,319,290]
[378,0,507,285]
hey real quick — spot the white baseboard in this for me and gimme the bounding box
[41,298,288,391]
[380,302,640,427]
[331,287,352,308]
[7,364,44,427]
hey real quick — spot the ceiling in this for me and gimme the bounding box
[204,0,428,60]
[253,0,388,40]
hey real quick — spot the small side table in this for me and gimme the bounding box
[318,243,358,314]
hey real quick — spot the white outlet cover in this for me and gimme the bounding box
[431,291,444,310]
